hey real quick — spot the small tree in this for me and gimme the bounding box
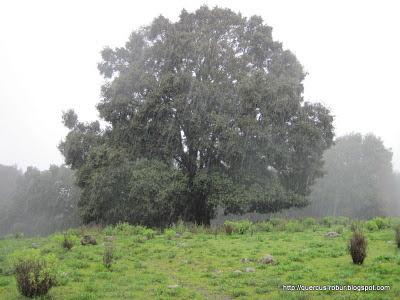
[348,231,368,265]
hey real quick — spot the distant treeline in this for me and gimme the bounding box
[300,133,400,219]
[1,134,399,237]
[0,165,81,237]
[215,133,400,223]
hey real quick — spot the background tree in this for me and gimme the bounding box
[0,164,22,204]
[60,6,334,226]
[305,133,398,218]
[0,165,81,237]
[394,173,400,215]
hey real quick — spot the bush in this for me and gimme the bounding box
[336,216,350,226]
[234,220,252,234]
[395,227,400,248]
[143,229,156,239]
[269,218,281,226]
[132,225,146,235]
[364,220,378,231]
[132,235,145,243]
[275,219,288,231]
[66,228,81,236]
[224,221,234,235]
[165,229,176,240]
[322,216,334,228]
[223,220,252,234]
[285,221,304,232]
[102,225,114,236]
[350,221,357,232]
[348,231,367,265]
[182,232,194,239]
[113,222,135,235]
[63,234,74,250]
[15,232,24,239]
[13,251,57,298]
[373,217,388,229]
[103,245,114,269]
[52,234,78,248]
[336,226,344,235]
[304,218,316,227]
[170,220,190,234]
[255,222,272,232]
[388,217,400,229]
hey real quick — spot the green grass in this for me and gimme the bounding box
[0,224,399,299]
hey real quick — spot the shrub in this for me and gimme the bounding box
[364,220,378,231]
[285,221,304,232]
[102,225,114,236]
[170,220,190,234]
[52,234,78,249]
[304,218,316,227]
[388,217,400,229]
[223,220,252,234]
[13,251,57,298]
[256,222,272,232]
[182,232,194,239]
[165,229,176,240]
[269,218,281,226]
[132,235,145,243]
[224,221,234,235]
[15,232,24,239]
[143,229,156,239]
[322,216,334,228]
[336,216,350,226]
[63,234,74,250]
[336,226,344,235]
[103,245,114,269]
[66,228,81,236]
[373,217,388,229]
[113,222,135,235]
[348,231,367,265]
[234,220,252,234]
[132,225,146,235]
[350,221,357,232]
[275,219,288,231]
[395,227,400,248]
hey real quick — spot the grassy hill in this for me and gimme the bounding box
[0,218,399,299]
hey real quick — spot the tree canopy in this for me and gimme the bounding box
[0,165,81,237]
[306,133,397,218]
[60,6,334,226]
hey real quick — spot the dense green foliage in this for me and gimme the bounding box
[364,220,378,231]
[0,165,81,237]
[60,6,334,226]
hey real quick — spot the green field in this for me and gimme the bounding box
[1,219,399,299]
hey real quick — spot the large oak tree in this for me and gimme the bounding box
[60,6,334,226]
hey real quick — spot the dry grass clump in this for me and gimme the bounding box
[348,231,367,265]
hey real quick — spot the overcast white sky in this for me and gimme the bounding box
[1,0,399,171]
